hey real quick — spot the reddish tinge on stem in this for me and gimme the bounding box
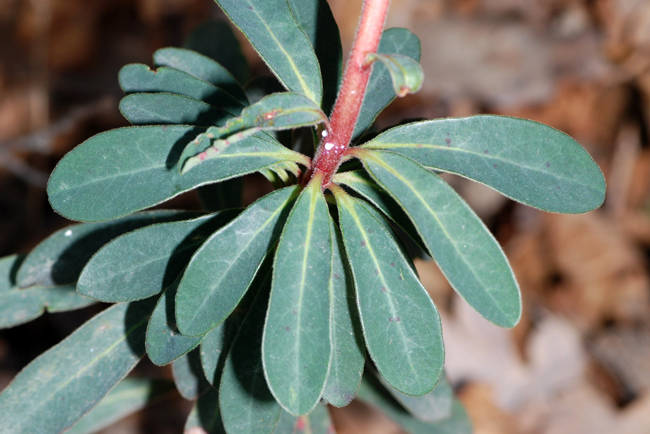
[307,0,390,188]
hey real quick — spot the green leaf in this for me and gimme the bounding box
[119,64,243,114]
[17,210,189,287]
[381,372,454,422]
[360,150,521,328]
[357,377,472,434]
[179,92,325,174]
[360,116,607,213]
[263,179,332,416]
[171,349,209,400]
[274,403,335,434]
[322,222,365,408]
[78,211,236,302]
[146,280,205,366]
[48,126,306,222]
[352,28,421,142]
[119,93,232,127]
[214,0,323,104]
[66,378,175,434]
[183,20,250,85]
[366,53,423,97]
[184,388,226,434]
[176,186,300,337]
[0,299,155,434]
[287,0,342,114]
[220,274,281,434]
[334,191,444,396]
[153,47,248,105]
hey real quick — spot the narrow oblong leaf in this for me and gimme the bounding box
[48,126,307,222]
[381,372,454,422]
[274,403,335,434]
[153,47,248,104]
[357,377,472,434]
[146,280,205,366]
[360,116,606,213]
[334,191,444,396]
[263,178,332,416]
[214,0,323,104]
[176,186,300,337]
[0,299,156,434]
[360,150,521,328]
[287,0,342,114]
[17,210,189,287]
[366,53,423,97]
[119,93,231,127]
[184,388,226,434]
[323,221,365,408]
[352,28,421,142]
[119,64,243,114]
[179,92,326,173]
[220,275,281,434]
[78,211,237,302]
[66,379,176,434]
[171,349,209,400]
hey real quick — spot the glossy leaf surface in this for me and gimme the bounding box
[48,126,304,221]
[119,64,243,114]
[184,388,226,434]
[214,0,322,104]
[274,403,334,434]
[66,379,175,434]
[153,47,248,104]
[366,53,424,97]
[263,180,332,416]
[382,373,454,422]
[352,28,421,142]
[323,223,365,408]
[18,210,187,287]
[0,299,155,434]
[171,349,209,400]
[78,211,236,302]
[335,192,444,396]
[220,278,281,434]
[361,150,521,328]
[176,187,299,336]
[361,116,606,213]
[120,93,231,127]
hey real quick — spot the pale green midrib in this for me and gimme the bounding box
[363,142,598,190]
[368,156,513,321]
[345,199,420,381]
[11,309,146,430]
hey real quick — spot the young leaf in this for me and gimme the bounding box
[119,64,244,114]
[48,126,307,222]
[66,379,175,434]
[366,53,423,97]
[146,279,205,366]
[176,186,300,337]
[78,211,237,302]
[323,222,365,408]
[352,28,421,142]
[0,299,155,434]
[171,349,209,400]
[380,372,454,422]
[287,0,342,114]
[334,191,444,396]
[274,403,335,434]
[214,0,323,104]
[360,116,607,213]
[263,178,332,416]
[183,20,250,85]
[119,93,232,127]
[153,47,248,104]
[360,150,521,328]
[179,92,326,173]
[357,377,472,434]
[185,387,226,434]
[220,274,281,434]
[17,210,189,288]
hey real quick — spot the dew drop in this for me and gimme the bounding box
[322,130,328,137]
[325,142,334,151]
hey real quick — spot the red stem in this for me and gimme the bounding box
[308,0,390,188]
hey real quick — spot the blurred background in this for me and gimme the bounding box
[1,0,650,432]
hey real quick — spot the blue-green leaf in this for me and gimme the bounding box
[366,53,423,97]
[185,388,226,434]
[171,349,209,400]
[274,403,335,434]
[381,372,454,422]
[119,93,231,127]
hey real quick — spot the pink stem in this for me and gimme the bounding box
[308,0,390,188]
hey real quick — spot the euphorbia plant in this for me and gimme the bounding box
[0,0,605,433]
